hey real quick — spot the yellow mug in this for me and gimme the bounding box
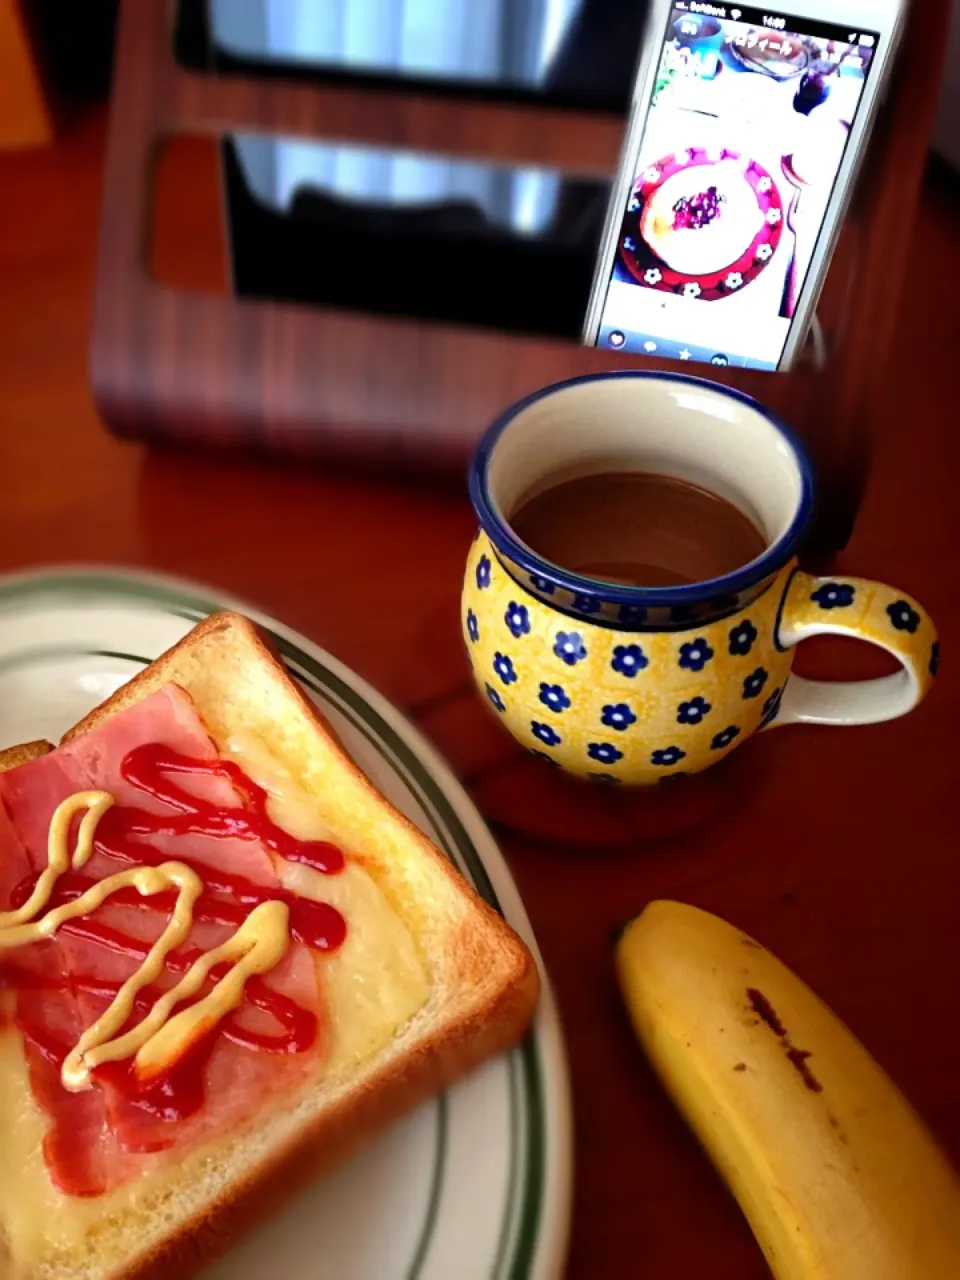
[461,373,938,786]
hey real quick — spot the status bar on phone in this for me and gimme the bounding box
[671,2,881,47]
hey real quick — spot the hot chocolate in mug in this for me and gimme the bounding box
[461,373,938,786]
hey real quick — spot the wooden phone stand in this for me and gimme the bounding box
[91,0,950,551]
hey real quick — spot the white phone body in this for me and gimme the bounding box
[583,0,907,371]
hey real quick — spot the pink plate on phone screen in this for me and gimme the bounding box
[620,146,784,302]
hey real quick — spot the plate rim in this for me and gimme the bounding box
[0,564,573,1280]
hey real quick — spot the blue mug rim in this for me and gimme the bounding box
[468,371,818,610]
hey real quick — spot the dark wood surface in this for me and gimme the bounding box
[2,108,960,1279]
[90,0,951,552]
[0,0,57,150]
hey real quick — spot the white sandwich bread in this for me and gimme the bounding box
[0,612,539,1279]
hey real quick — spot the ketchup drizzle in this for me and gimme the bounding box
[0,743,348,1188]
[119,744,345,875]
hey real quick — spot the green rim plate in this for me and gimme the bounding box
[0,567,572,1280]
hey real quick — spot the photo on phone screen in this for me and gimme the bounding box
[589,4,883,370]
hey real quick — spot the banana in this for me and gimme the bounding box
[616,901,960,1279]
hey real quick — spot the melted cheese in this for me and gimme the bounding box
[0,1019,195,1268]
[0,1002,71,1268]
[223,731,431,1074]
[0,732,430,1272]
[223,731,339,842]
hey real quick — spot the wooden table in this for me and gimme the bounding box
[1,110,959,1278]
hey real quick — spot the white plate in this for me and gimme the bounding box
[0,567,572,1280]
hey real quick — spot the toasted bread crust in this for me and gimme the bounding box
[128,968,537,1280]
[0,741,53,771]
[3,613,539,1280]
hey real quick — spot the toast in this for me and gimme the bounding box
[0,613,539,1280]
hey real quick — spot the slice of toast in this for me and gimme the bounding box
[0,613,539,1280]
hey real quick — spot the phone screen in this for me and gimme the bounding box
[594,4,881,369]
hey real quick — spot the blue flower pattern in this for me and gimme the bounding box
[539,683,571,713]
[729,620,757,656]
[812,582,855,610]
[531,722,561,748]
[465,555,875,775]
[677,696,711,725]
[611,645,649,677]
[530,575,555,595]
[887,600,920,634]
[679,638,715,672]
[742,667,769,700]
[493,653,517,686]
[554,632,588,666]
[618,604,648,626]
[601,704,637,732]
[573,594,602,615]
[504,602,531,639]
[485,684,505,713]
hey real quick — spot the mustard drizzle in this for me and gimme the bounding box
[0,791,290,1091]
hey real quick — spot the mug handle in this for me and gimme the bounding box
[771,571,939,728]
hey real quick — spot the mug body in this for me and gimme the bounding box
[463,372,816,786]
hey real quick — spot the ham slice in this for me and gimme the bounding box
[0,686,324,1185]
[0,795,32,916]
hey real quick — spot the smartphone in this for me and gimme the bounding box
[583,0,906,370]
